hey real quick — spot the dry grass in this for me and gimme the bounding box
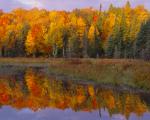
[48,58,150,90]
[0,58,149,90]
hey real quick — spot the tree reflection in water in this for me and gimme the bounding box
[0,66,149,120]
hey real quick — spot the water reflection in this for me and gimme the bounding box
[0,66,150,120]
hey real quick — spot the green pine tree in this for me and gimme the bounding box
[106,35,115,58]
[135,19,150,60]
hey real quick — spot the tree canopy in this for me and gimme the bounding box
[0,2,149,59]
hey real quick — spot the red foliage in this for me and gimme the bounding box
[0,93,10,104]
[93,15,98,22]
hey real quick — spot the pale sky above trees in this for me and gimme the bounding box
[0,0,150,12]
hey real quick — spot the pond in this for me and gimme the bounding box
[0,65,150,120]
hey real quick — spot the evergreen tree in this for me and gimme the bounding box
[124,40,134,58]
[109,4,114,12]
[15,23,30,57]
[135,19,150,60]
[106,35,115,58]
[113,14,126,58]
[125,1,131,9]
[115,29,124,58]
[145,37,150,60]
[82,29,88,58]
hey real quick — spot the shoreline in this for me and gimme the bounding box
[0,58,149,91]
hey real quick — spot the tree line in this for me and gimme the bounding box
[0,1,150,60]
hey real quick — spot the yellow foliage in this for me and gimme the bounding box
[88,24,99,43]
[88,85,95,97]
[77,17,86,39]
[26,31,36,55]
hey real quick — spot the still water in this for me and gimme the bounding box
[0,65,150,120]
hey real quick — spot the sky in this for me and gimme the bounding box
[1,106,150,120]
[0,0,150,12]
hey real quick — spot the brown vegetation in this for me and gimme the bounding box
[0,58,149,90]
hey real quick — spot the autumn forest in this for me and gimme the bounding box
[0,1,149,60]
[0,1,150,120]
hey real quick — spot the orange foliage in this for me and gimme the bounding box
[0,68,149,118]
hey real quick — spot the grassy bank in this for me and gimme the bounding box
[0,58,150,90]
